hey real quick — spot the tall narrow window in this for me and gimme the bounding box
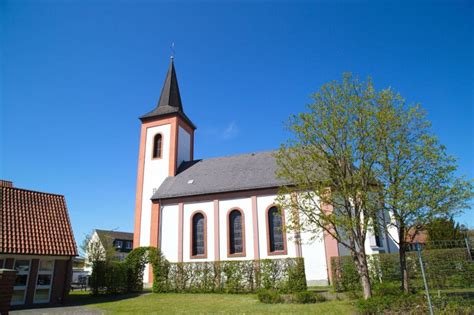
[228,209,245,256]
[152,134,162,159]
[267,206,286,254]
[191,212,206,257]
[12,260,30,305]
[34,259,54,303]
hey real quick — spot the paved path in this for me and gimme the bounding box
[10,305,103,315]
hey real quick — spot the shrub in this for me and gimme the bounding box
[294,291,316,304]
[257,289,282,304]
[293,291,326,304]
[164,258,306,293]
[286,258,307,293]
[356,294,424,314]
[332,248,473,292]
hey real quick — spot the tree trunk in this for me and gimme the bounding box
[398,228,409,293]
[353,251,372,299]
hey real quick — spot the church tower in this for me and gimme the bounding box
[133,58,196,249]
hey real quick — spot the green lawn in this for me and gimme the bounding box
[69,291,355,314]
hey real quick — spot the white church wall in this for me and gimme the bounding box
[177,126,191,167]
[218,197,255,260]
[300,231,329,285]
[140,124,172,247]
[183,201,215,262]
[160,204,180,262]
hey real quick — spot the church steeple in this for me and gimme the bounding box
[140,58,196,129]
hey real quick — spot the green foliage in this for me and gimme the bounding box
[257,289,282,304]
[332,248,474,292]
[89,261,128,295]
[426,217,468,242]
[275,72,474,295]
[161,258,306,294]
[149,247,170,293]
[356,293,422,314]
[286,258,307,293]
[90,246,165,296]
[357,291,474,314]
[294,291,327,304]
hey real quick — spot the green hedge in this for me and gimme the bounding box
[89,261,129,295]
[155,258,307,294]
[90,247,306,295]
[331,248,474,292]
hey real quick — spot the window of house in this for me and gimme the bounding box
[126,241,132,249]
[115,240,123,248]
[152,134,162,159]
[267,206,285,254]
[11,260,30,305]
[375,234,382,247]
[228,209,245,256]
[34,259,55,303]
[191,212,206,257]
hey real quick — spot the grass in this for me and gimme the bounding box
[69,291,355,314]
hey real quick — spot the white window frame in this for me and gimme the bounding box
[33,259,55,304]
[11,259,31,306]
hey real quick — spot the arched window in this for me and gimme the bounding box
[152,134,162,159]
[191,212,206,258]
[228,209,245,256]
[267,206,287,254]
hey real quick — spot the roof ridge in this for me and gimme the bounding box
[1,185,65,198]
[95,229,133,233]
[187,149,278,163]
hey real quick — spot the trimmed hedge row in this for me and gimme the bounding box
[331,248,474,292]
[89,247,307,295]
[153,258,307,293]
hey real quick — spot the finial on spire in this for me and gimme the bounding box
[170,42,175,60]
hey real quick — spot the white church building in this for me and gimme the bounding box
[133,59,395,285]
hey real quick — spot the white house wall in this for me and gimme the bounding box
[140,124,172,247]
[160,204,179,262]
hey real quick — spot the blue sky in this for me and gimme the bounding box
[1,1,473,248]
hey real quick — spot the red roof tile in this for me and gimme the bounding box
[0,185,77,256]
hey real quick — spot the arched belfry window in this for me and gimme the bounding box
[191,211,206,258]
[228,209,245,257]
[267,205,287,255]
[152,134,162,159]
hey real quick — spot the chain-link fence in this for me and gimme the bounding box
[332,238,474,313]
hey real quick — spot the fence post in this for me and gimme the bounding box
[417,242,434,315]
[465,238,472,261]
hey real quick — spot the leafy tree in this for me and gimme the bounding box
[372,89,473,292]
[276,73,473,298]
[81,230,118,270]
[425,217,468,242]
[275,74,381,299]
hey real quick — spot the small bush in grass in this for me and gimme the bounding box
[294,291,327,304]
[356,294,424,314]
[257,289,282,304]
[372,282,402,297]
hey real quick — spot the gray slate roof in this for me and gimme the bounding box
[152,151,290,199]
[95,230,133,242]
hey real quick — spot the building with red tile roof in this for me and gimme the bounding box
[0,180,77,307]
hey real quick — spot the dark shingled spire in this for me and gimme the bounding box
[140,58,196,129]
